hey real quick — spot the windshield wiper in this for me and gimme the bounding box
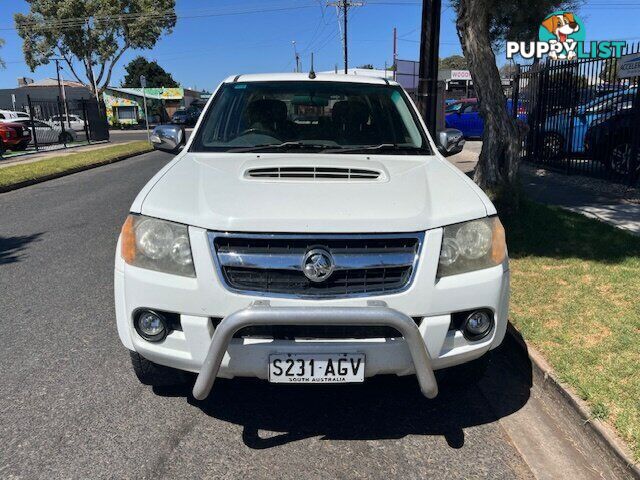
[227,141,329,153]
[322,144,428,154]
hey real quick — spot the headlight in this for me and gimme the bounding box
[437,217,506,277]
[120,215,195,277]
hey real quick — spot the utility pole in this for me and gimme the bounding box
[140,75,150,144]
[417,0,442,135]
[393,27,398,80]
[53,58,64,105]
[52,58,71,129]
[328,0,363,74]
[292,41,300,72]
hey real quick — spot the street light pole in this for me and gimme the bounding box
[292,41,300,73]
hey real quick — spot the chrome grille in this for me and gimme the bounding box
[208,233,423,298]
[245,166,381,180]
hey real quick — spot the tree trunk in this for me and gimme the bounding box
[455,0,521,203]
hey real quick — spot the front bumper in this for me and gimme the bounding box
[192,302,438,400]
[115,226,510,398]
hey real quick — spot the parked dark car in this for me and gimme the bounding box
[171,106,202,126]
[585,107,639,177]
[0,122,32,152]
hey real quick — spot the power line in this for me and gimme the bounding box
[2,3,321,32]
[327,0,363,73]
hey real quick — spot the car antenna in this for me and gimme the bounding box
[309,53,316,79]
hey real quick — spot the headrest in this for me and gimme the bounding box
[332,100,370,126]
[247,99,288,124]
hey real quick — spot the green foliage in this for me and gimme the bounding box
[0,37,5,69]
[122,56,178,87]
[439,55,467,70]
[499,63,517,77]
[357,64,375,69]
[451,0,583,46]
[14,0,176,93]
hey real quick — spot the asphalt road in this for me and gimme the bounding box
[1,150,538,479]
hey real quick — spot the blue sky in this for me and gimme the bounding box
[1,0,639,91]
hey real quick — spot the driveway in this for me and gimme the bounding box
[445,141,640,235]
[0,150,626,479]
[448,140,481,174]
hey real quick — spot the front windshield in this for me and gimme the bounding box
[190,81,430,154]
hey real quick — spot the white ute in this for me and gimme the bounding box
[114,73,509,399]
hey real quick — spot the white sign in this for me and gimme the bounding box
[617,53,640,79]
[140,75,147,88]
[451,70,472,81]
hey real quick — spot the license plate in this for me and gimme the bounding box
[269,353,365,384]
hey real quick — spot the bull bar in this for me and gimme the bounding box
[192,301,439,400]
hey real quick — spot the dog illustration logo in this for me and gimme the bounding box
[507,12,625,61]
[539,11,585,60]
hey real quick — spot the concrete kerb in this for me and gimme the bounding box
[507,323,640,479]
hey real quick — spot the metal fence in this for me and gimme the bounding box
[513,42,640,186]
[0,96,109,157]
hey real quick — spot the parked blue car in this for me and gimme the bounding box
[445,98,526,138]
[540,88,636,155]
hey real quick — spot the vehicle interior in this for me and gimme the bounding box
[192,81,428,152]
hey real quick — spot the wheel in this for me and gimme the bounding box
[607,141,639,177]
[13,142,29,151]
[436,354,490,389]
[539,132,564,159]
[58,132,74,144]
[129,351,191,387]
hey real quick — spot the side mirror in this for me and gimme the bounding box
[435,128,465,157]
[150,124,185,153]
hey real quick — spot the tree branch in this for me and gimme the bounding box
[95,61,106,87]
[99,43,129,93]
[58,48,85,86]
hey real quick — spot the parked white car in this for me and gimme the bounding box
[12,119,77,144]
[115,73,509,400]
[49,114,85,132]
[0,109,30,122]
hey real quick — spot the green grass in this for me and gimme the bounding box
[504,201,640,459]
[0,141,153,188]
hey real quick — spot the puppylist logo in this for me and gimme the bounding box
[507,11,627,61]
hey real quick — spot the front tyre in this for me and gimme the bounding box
[607,141,638,177]
[58,132,74,144]
[129,351,191,387]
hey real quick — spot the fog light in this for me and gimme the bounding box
[462,310,493,341]
[135,310,168,342]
